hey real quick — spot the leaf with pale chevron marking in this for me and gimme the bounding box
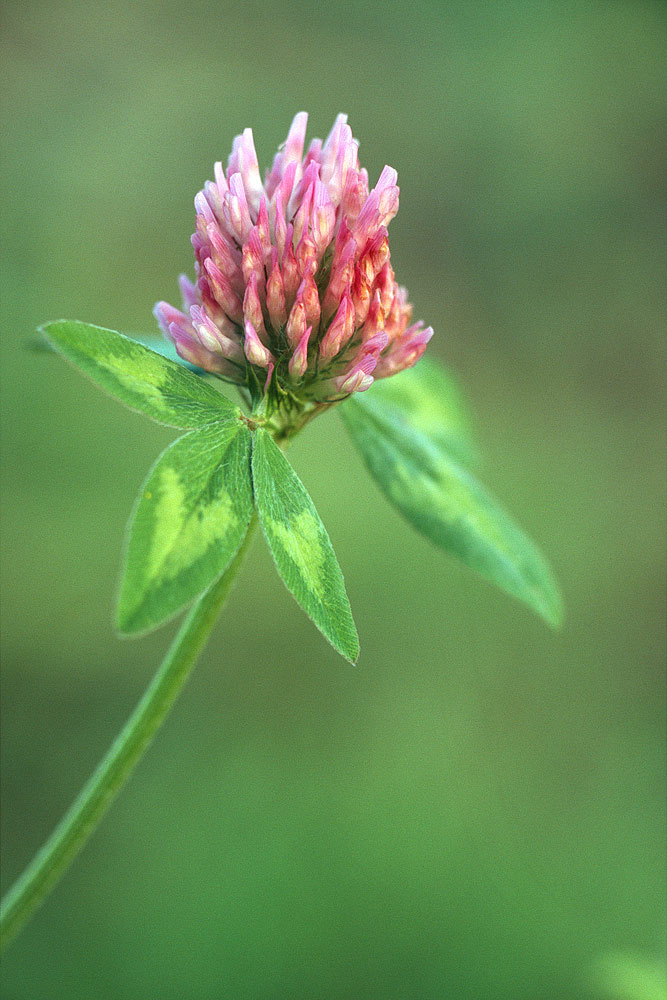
[341,395,562,627]
[42,320,237,428]
[364,356,477,466]
[117,421,253,633]
[251,428,359,663]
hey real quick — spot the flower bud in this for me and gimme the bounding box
[243,321,273,368]
[319,293,354,361]
[266,251,287,329]
[202,258,243,324]
[286,298,307,350]
[243,274,266,338]
[288,325,312,379]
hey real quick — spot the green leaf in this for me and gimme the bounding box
[117,421,253,634]
[365,356,477,465]
[42,320,237,428]
[341,396,563,627]
[251,428,359,662]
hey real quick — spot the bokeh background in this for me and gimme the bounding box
[1,1,665,997]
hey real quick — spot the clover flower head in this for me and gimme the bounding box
[154,112,433,418]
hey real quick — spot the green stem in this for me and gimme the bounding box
[0,514,258,952]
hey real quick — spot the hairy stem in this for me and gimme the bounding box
[0,514,258,952]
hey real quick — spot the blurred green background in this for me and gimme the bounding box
[1,1,665,997]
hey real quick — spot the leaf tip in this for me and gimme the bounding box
[341,633,360,665]
[115,603,166,639]
[115,582,157,638]
[115,599,142,637]
[528,567,564,630]
[38,319,68,345]
[542,590,565,631]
